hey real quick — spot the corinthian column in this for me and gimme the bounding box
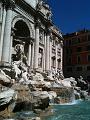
[2,0,15,64]
[28,43,31,66]
[31,42,34,69]
[60,41,63,75]
[49,38,52,71]
[55,40,58,73]
[0,6,6,61]
[46,29,50,71]
[34,21,40,69]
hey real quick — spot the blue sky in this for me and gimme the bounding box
[47,0,90,34]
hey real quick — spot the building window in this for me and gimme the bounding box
[87,66,90,71]
[88,35,90,41]
[52,40,55,46]
[52,35,56,47]
[66,40,68,45]
[38,48,43,68]
[76,67,82,71]
[77,38,80,43]
[57,59,61,68]
[67,57,72,64]
[72,38,77,45]
[69,40,71,45]
[52,57,55,68]
[66,48,69,54]
[77,56,81,64]
[52,48,55,53]
[77,47,82,52]
[39,29,43,44]
[87,55,90,62]
[67,67,72,72]
[81,35,87,42]
[57,51,61,56]
[86,45,90,51]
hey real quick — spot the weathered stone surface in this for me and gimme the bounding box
[80,90,88,100]
[54,97,70,104]
[31,91,49,110]
[0,89,15,106]
[12,84,32,112]
[62,77,77,87]
[0,69,14,87]
[0,88,16,119]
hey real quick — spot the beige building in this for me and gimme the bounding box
[0,0,63,77]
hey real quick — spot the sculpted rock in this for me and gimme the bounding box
[0,69,14,87]
[31,91,49,110]
[32,72,44,81]
[48,91,57,99]
[0,89,15,106]
[62,77,77,87]
[12,84,32,112]
[0,88,16,115]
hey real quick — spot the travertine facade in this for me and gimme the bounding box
[0,0,63,77]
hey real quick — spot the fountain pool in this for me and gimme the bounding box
[5,100,90,120]
[41,100,90,120]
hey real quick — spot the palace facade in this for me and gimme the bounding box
[63,29,90,82]
[0,0,63,77]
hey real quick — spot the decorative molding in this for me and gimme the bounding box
[36,0,43,11]
[2,0,15,10]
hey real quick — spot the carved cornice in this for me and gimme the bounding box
[2,0,15,10]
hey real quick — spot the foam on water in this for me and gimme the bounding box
[50,99,83,106]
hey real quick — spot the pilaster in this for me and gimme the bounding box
[55,39,58,73]
[0,6,6,62]
[28,43,31,66]
[45,28,51,71]
[34,20,40,69]
[1,0,15,65]
[31,42,34,69]
[49,36,52,71]
[60,40,63,74]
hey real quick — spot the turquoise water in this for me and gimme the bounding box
[13,100,90,120]
[42,100,90,120]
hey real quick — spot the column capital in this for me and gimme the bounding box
[35,19,41,28]
[46,28,52,35]
[2,0,15,10]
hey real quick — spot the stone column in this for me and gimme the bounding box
[49,38,52,71]
[55,41,58,73]
[0,6,6,61]
[60,41,63,74]
[28,43,31,66]
[2,1,15,65]
[31,42,34,69]
[46,29,50,71]
[9,30,13,63]
[43,32,46,72]
[34,21,40,69]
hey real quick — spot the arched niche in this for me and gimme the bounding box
[12,19,31,61]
